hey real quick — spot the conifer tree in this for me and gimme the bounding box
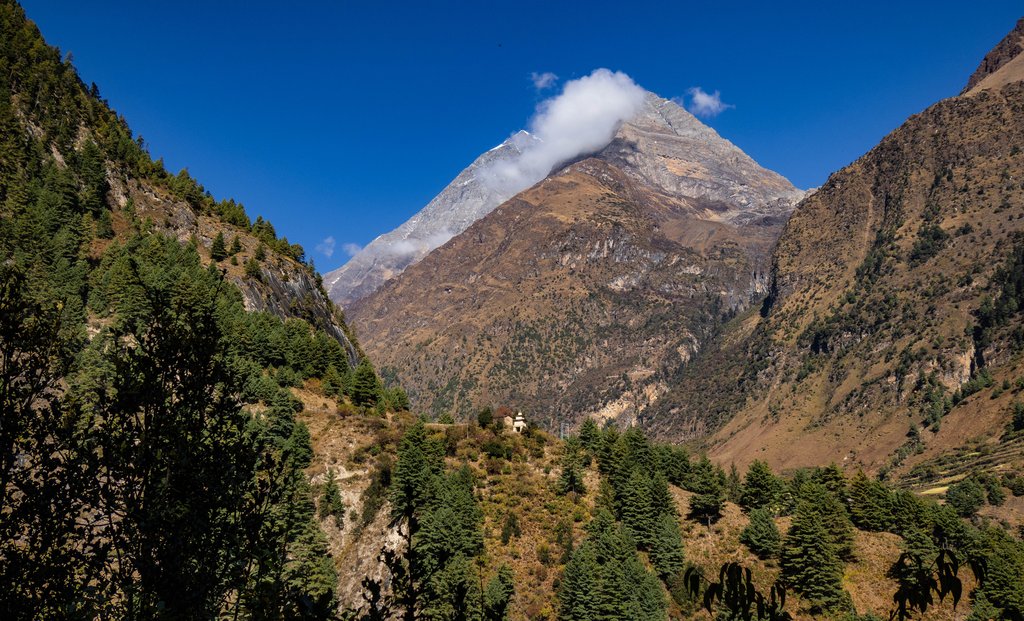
[740,508,781,559]
[321,364,346,398]
[579,417,600,453]
[812,463,847,497]
[648,471,676,519]
[811,482,855,559]
[557,437,587,496]
[649,513,685,581]
[945,477,986,518]
[96,208,114,238]
[483,565,515,621]
[740,460,783,513]
[847,470,894,531]
[559,542,598,621]
[211,231,227,261]
[244,257,261,280]
[688,456,724,524]
[726,463,743,503]
[620,468,654,545]
[781,500,846,613]
[351,358,382,407]
[229,234,242,255]
[319,471,345,528]
[889,527,938,599]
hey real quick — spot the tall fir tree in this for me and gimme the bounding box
[847,470,894,531]
[781,500,847,613]
[740,508,782,559]
[649,513,685,581]
[740,460,783,513]
[351,357,382,407]
[211,230,227,261]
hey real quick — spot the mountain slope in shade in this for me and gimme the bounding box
[642,18,1024,482]
[348,94,804,425]
[324,131,537,306]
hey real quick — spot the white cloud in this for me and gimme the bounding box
[342,242,362,257]
[685,86,733,118]
[480,68,647,196]
[386,230,455,259]
[530,71,558,90]
[316,236,336,258]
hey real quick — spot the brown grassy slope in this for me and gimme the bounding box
[646,68,1024,476]
[349,158,781,429]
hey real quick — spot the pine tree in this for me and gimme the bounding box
[648,472,676,519]
[619,468,654,545]
[688,456,724,524]
[740,460,783,513]
[559,541,598,621]
[579,417,600,453]
[726,463,742,503]
[781,500,846,613]
[229,234,242,255]
[244,257,261,280]
[319,471,345,528]
[945,477,986,518]
[483,565,515,621]
[557,438,587,496]
[649,513,685,581]
[351,358,382,407]
[254,243,266,261]
[847,470,893,531]
[211,231,227,261]
[321,364,346,398]
[96,208,114,238]
[809,482,855,560]
[740,508,781,559]
[889,527,939,601]
[812,463,847,497]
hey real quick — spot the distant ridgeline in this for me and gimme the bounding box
[0,0,405,617]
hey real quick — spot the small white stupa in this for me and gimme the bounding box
[512,412,527,434]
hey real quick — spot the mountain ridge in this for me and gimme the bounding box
[327,92,804,307]
[347,94,804,424]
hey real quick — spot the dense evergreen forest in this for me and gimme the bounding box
[0,0,393,617]
[3,0,1024,619]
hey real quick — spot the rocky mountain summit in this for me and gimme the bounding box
[327,93,804,307]
[597,93,803,226]
[346,93,805,425]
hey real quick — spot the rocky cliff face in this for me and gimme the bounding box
[643,19,1024,479]
[598,93,804,226]
[324,132,539,307]
[347,94,803,426]
[107,174,361,365]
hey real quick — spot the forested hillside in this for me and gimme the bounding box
[313,407,1024,620]
[4,1,1024,619]
[0,1,402,617]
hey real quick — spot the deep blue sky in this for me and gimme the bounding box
[20,1,1022,272]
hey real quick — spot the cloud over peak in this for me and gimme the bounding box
[481,68,646,195]
[684,86,733,118]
